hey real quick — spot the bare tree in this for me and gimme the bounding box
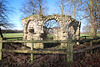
[21,0,48,18]
[83,23,91,34]
[61,0,64,15]
[57,0,68,16]
[0,0,13,38]
[0,0,13,28]
[66,0,100,38]
[88,0,100,38]
[71,0,75,18]
[78,0,100,38]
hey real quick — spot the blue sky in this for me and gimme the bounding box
[7,0,25,30]
[7,0,84,32]
[7,0,59,30]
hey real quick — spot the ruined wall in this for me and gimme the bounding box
[52,27,61,40]
[22,14,81,49]
[22,15,44,48]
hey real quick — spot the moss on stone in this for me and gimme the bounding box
[67,15,71,18]
[23,14,73,20]
[22,16,30,20]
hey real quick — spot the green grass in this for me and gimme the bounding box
[3,33,23,38]
[80,34,100,39]
[2,33,23,40]
[80,34,100,37]
[47,35,53,39]
[47,34,100,40]
[97,34,100,36]
[2,33,100,40]
[80,34,89,37]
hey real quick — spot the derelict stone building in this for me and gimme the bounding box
[22,14,81,48]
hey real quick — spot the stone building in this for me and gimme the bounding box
[52,27,61,40]
[22,14,81,48]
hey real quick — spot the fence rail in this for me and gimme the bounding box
[0,38,73,62]
[0,49,67,54]
[0,37,100,63]
[0,40,68,43]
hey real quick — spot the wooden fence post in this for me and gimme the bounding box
[90,41,93,54]
[31,38,34,61]
[67,39,73,65]
[0,38,2,60]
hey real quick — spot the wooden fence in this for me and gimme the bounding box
[0,38,73,62]
[0,37,100,64]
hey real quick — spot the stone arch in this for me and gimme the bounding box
[26,21,34,40]
[42,16,61,40]
[23,20,31,40]
[68,21,79,34]
[68,21,80,40]
[43,16,61,26]
[25,20,32,34]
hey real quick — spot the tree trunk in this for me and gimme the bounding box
[89,0,97,38]
[61,0,64,16]
[39,0,42,15]
[71,0,75,19]
[91,24,97,38]
[0,28,3,39]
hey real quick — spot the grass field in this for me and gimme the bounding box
[80,34,89,36]
[2,33,100,39]
[3,33,23,38]
[80,34,100,37]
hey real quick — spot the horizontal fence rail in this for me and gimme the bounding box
[0,40,68,43]
[0,45,100,54]
[0,37,100,63]
[74,45,100,53]
[0,49,67,54]
[0,38,73,62]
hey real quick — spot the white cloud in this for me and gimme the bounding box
[14,27,23,30]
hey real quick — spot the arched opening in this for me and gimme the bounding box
[43,19,60,48]
[26,21,35,40]
[44,19,60,40]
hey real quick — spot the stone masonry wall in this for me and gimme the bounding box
[22,14,81,49]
